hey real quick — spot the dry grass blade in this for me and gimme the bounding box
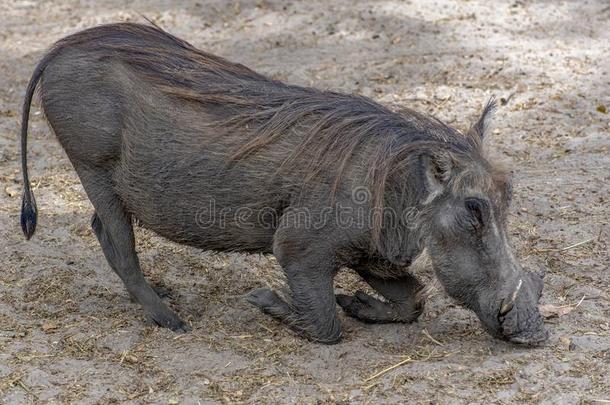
[536,237,596,253]
[539,295,585,319]
[363,347,449,383]
[364,357,413,382]
[363,381,382,391]
[557,238,596,251]
[422,329,444,346]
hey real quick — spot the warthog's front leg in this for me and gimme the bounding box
[337,262,424,324]
[247,220,342,344]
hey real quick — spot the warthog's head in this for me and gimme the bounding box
[420,103,548,345]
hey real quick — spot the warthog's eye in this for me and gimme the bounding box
[464,197,489,227]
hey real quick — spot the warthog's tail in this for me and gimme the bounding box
[20,53,52,239]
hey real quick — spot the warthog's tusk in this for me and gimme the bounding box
[500,279,523,316]
[499,301,513,316]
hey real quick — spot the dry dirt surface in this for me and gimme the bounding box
[1,0,609,403]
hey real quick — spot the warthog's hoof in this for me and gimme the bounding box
[148,310,191,333]
[337,290,423,324]
[246,288,292,318]
[247,288,342,344]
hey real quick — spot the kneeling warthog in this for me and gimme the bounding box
[20,23,548,345]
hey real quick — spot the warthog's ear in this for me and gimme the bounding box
[421,151,454,203]
[469,98,497,140]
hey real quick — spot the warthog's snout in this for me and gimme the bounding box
[494,272,549,345]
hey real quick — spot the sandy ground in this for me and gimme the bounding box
[1,0,609,403]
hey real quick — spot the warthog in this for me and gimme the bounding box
[20,23,548,345]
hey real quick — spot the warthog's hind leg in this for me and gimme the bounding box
[78,165,189,332]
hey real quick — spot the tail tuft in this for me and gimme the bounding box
[21,186,37,239]
[20,44,50,240]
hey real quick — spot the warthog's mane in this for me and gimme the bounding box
[47,22,509,250]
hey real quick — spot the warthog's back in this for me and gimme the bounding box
[37,23,317,251]
[33,23,468,254]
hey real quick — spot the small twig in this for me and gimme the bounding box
[17,380,34,396]
[558,238,596,251]
[535,237,596,252]
[422,329,444,346]
[363,380,382,391]
[119,350,127,364]
[547,295,586,310]
[173,327,196,340]
[582,295,610,302]
[258,322,274,334]
[12,377,38,400]
[364,357,412,382]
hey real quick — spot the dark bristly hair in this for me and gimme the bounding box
[37,23,507,248]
